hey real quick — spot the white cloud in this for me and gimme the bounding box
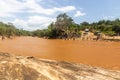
[74,11,86,17]
[13,16,55,31]
[103,16,115,20]
[0,0,25,17]
[0,13,13,18]
[24,0,55,15]
[0,0,84,30]
[0,0,76,17]
[13,19,30,30]
[25,0,76,15]
[54,6,76,12]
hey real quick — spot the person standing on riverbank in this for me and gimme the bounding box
[96,31,102,41]
[81,29,90,40]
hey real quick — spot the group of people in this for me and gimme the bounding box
[81,29,102,40]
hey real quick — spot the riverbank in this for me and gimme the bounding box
[0,36,120,70]
[0,52,120,80]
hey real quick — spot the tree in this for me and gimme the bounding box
[80,22,90,30]
[51,13,81,39]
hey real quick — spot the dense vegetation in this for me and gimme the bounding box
[32,13,80,39]
[0,22,32,39]
[0,13,120,40]
[33,13,120,39]
[80,19,120,36]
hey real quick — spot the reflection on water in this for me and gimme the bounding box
[0,37,120,70]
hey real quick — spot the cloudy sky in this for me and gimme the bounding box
[0,0,120,31]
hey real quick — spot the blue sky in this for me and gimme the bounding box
[0,0,120,30]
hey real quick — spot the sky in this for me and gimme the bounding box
[0,0,120,31]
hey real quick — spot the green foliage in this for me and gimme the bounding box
[33,13,81,39]
[103,31,116,36]
[80,19,120,36]
[1,13,120,39]
[0,22,32,39]
[33,13,120,39]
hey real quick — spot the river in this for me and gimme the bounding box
[0,36,120,70]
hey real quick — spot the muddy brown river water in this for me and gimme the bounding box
[0,37,120,70]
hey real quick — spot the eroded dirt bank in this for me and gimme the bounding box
[0,37,120,70]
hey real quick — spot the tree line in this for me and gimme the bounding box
[32,13,120,39]
[0,13,120,39]
[80,19,120,36]
[0,22,32,39]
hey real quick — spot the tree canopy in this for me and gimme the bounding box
[33,13,81,39]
